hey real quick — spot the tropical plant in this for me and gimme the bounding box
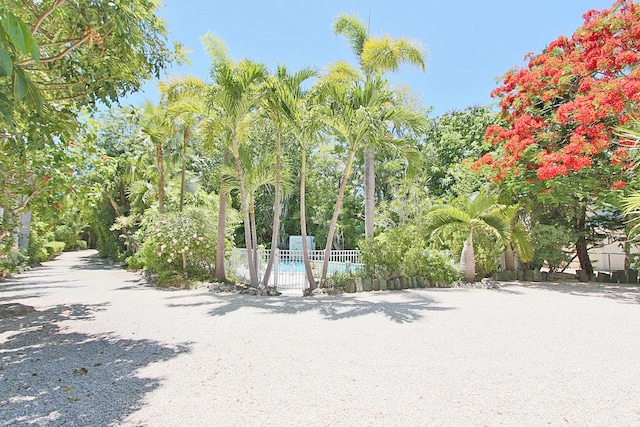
[315,76,423,284]
[333,13,426,239]
[474,0,640,276]
[259,64,317,288]
[204,33,268,287]
[426,191,509,282]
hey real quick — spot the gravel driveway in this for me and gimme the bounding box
[1,250,639,426]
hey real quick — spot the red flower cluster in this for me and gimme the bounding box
[478,0,640,182]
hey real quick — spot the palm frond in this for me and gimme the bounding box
[333,13,369,57]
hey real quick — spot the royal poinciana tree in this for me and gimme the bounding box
[474,0,640,275]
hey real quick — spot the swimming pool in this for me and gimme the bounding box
[273,260,362,275]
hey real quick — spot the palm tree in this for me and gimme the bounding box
[203,33,268,288]
[316,76,423,284]
[426,191,509,283]
[137,101,174,214]
[276,72,322,290]
[259,65,317,288]
[219,146,290,281]
[333,13,426,239]
[159,76,206,212]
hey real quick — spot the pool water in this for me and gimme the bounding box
[273,260,362,275]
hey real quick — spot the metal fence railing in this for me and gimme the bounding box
[227,248,362,293]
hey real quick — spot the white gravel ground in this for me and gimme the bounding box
[1,250,639,426]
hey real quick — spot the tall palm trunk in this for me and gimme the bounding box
[321,149,356,284]
[156,143,165,213]
[233,150,259,287]
[215,151,228,281]
[300,148,316,290]
[460,236,475,283]
[364,146,375,239]
[179,127,190,212]
[250,196,260,283]
[261,129,282,288]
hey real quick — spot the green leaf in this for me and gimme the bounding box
[0,47,12,76]
[13,67,43,111]
[0,91,12,124]
[0,9,39,61]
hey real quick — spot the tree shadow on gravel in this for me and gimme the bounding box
[501,281,640,304]
[171,292,454,324]
[0,303,190,427]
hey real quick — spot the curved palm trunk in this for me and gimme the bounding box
[261,130,282,289]
[299,148,316,290]
[156,143,165,213]
[460,236,476,283]
[364,146,375,239]
[214,153,229,282]
[321,149,356,285]
[233,151,258,287]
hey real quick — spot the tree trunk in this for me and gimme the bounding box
[214,183,228,282]
[299,148,316,290]
[459,236,475,283]
[156,142,165,213]
[179,127,190,212]
[261,129,282,289]
[250,198,260,285]
[321,149,356,284]
[504,245,515,271]
[575,206,593,277]
[233,150,258,287]
[364,146,375,239]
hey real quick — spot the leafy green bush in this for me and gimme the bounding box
[136,207,218,285]
[28,221,54,264]
[530,223,576,271]
[44,241,66,257]
[359,225,417,279]
[402,246,461,285]
[1,230,24,276]
[473,230,505,278]
[325,269,359,289]
[359,225,460,285]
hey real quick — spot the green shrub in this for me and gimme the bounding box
[359,225,417,279]
[359,225,460,286]
[137,207,218,285]
[325,269,359,289]
[28,221,53,264]
[402,246,461,285]
[44,241,66,257]
[473,230,505,278]
[1,230,25,276]
[530,223,576,271]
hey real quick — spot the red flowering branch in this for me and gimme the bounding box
[475,0,640,181]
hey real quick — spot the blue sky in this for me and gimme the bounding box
[128,0,616,116]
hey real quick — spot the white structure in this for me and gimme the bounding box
[289,235,315,251]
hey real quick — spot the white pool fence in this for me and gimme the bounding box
[227,248,362,291]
